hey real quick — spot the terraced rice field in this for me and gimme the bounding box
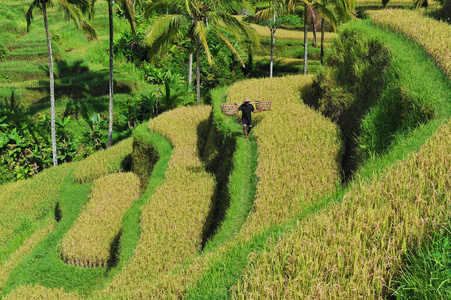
[226,75,342,238]
[96,106,215,298]
[369,9,451,79]
[235,120,451,299]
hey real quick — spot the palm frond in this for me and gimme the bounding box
[193,20,212,65]
[252,6,276,22]
[58,0,82,28]
[213,26,245,68]
[68,0,91,15]
[145,14,187,45]
[82,20,98,39]
[313,3,337,31]
[146,14,187,60]
[89,0,96,20]
[117,0,137,34]
[145,0,184,18]
[26,1,37,32]
[211,13,259,46]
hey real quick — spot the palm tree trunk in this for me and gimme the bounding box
[320,17,325,66]
[270,28,275,78]
[107,0,114,148]
[188,18,194,90]
[303,4,308,75]
[43,3,58,166]
[196,40,201,106]
[188,49,193,88]
[270,0,276,78]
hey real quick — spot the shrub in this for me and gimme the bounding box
[131,124,159,192]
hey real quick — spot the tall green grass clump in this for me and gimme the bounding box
[72,138,133,184]
[306,20,440,177]
[391,224,451,299]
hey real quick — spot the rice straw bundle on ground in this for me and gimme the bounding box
[60,172,140,268]
[72,138,133,184]
[227,75,342,238]
[369,9,451,79]
[97,106,215,298]
[235,121,451,299]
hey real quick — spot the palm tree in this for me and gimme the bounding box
[252,0,289,77]
[91,0,140,148]
[314,0,355,65]
[26,0,97,166]
[144,0,259,105]
[289,0,354,73]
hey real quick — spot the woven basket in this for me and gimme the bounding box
[255,100,271,111]
[220,103,238,115]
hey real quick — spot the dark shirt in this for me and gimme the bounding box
[238,104,254,124]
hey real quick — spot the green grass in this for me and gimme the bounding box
[1,168,100,297]
[201,87,259,252]
[391,225,451,299]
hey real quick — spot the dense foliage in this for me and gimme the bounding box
[0,93,107,184]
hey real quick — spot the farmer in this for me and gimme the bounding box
[237,98,261,139]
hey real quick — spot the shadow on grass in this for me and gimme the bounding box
[26,59,133,121]
[196,116,238,250]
